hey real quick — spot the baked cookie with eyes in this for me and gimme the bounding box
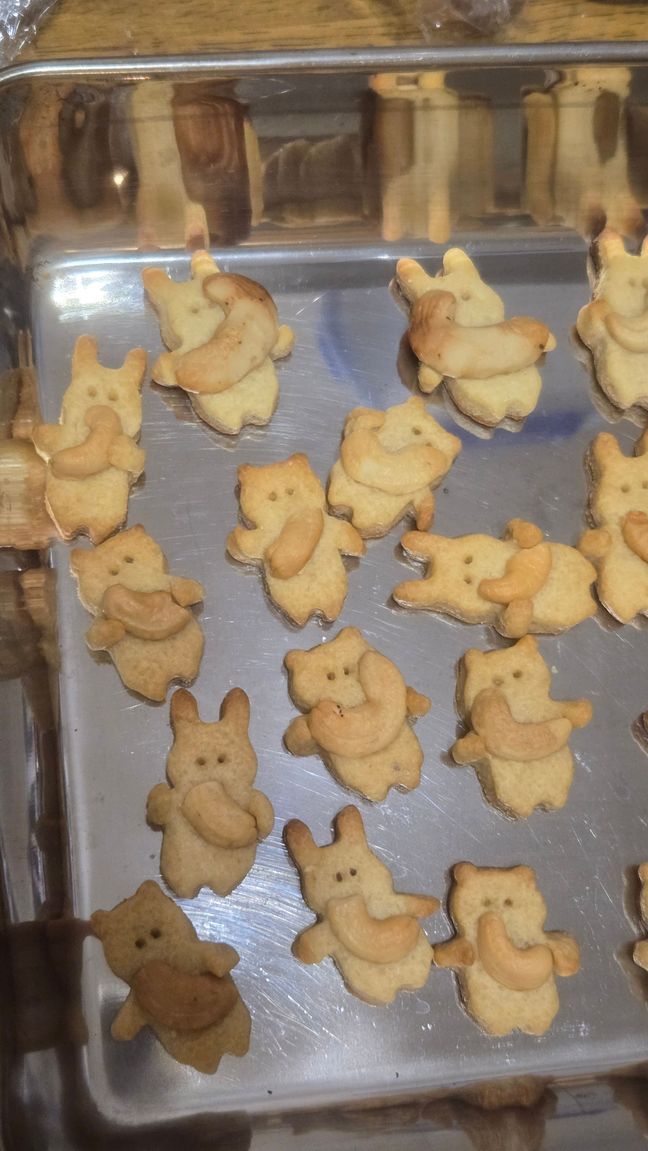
[284,805,439,1004]
[435,863,580,1035]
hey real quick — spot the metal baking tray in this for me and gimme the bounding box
[3,50,648,1149]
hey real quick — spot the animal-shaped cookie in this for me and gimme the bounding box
[394,517,597,638]
[147,688,274,898]
[284,806,439,1003]
[227,453,364,626]
[32,336,146,543]
[327,396,461,538]
[91,880,250,1073]
[577,230,648,412]
[579,427,648,623]
[435,863,580,1035]
[70,525,204,701]
[393,249,555,428]
[284,627,430,801]
[452,637,592,817]
[633,864,648,976]
[143,250,294,434]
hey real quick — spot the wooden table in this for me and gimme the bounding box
[18,0,648,61]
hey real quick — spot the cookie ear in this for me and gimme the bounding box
[443,248,476,276]
[515,635,537,656]
[69,548,86,575]
[122,346,147,386]
[72,335,99,376]
[284,649,305,675]
[592,431,623,468]
[284,820,319,868]
[220,688,250,733]
[170,689,200,727]
[597,229,626,266]
[90,909,109,939]
[335,806,366,846]
[453,862,478,885]
[463,649,480,673]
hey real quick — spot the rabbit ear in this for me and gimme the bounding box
[334,806,367,847]
[284,820,319,869]
[591,431,624,469]
[220,688,250,733]
[72,335,99,376]
[597,229,626,265]
[170,689,200,727]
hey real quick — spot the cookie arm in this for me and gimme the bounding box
[579,527,612,560]
[201,941,239,977]
[560,699,593,729]
[284,716,318,757]
[32,423,65,458]
[272,324,294,360]
[293,921,332,965]
[331,518,365,558]
[112,992,146,1040]
[227,525,266,562]
[634,940,648,970]
[434,937,475,968]
[86,619,127,649]
[249,790,274,839]
[452,731,486,764]
[413,491,436,532]
[393,893,440,919]
[169,577,204,606]
[108,437,146,477]
[146,782,174,827]
[406,686,430,718]
[545,932,580,977]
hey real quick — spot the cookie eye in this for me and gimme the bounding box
[108,391,118,403]
[87,386,97,398]
[504,898,513,907]
[350,868,357,876]
[513,670,523,679]
[412,426,422,436]
[195,756,207,767]
[285,487,295,496]
[135,937,146,949]
[335,872,344,882]
[493,676,504,687]
[343,666,351,676]
[483,898,493,908]
[269,492,278,501]
[463,555,473,565]
[643,279,648,289]
[629,277,637,288]
[621,483,631,493]
[643,481,648,490]
[123,555,134,564]
[109,566,120,576]
[327,671,336,681]
[461,290,471,301]
[463,576,472,585]
[217,754,227,764]
[190,305,201,314]
[150,928,161,939]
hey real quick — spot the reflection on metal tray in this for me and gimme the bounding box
[2,51,648,1150]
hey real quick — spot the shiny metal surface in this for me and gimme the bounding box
[2,54,648,1148]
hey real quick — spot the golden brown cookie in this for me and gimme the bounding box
[577,230,648,412]
[633,863,648,976]
[393,249,555,428]
[143,251,294,434]
[327,396,461,537]
[452,637,592,817]
[284,627,430,802]
[227,453,365,626]
[285,806,439,1004]
[394,518,597,637]
[31,336,146,543]
[91,880,250,1073]
[435,863,580,1035]
[147,687,274,898]
[70,524,204,701]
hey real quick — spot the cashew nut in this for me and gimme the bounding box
[101,585,190,641]
[265,508,324,579]
[622,510,648,563]
[605,308,648,354]
[327,894,419,963]
[477,912,553,991]
[132,960,238,1031]
[51,406,122,478]
[182,781,258,848]
[469,687,572,761]
[307,650,407,757]
[175,273,279,394]
[408,290,554,380]
[479,543,552,604]
[341,416,447,494]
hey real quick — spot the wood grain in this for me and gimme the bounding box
[19,0,648,62]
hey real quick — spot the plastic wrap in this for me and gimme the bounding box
[421,0,526,34]
[0,0,57,65]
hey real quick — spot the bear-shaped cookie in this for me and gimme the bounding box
[633,864,648,977]
[284,805,439,1004]
[147,687,274,898]
[393,249,555,428]
[284,627,430,802]
[452,637,592,817]
[32,336,146,543]
[579,427,648,623]
[91,880,250,1073]
[227,453,365,626]
[577,230,648,412]
[70,524,204,701]
[394,517,597,638]
[327,396,462,538]
[143,250,294,434]
[434,863,580,1035]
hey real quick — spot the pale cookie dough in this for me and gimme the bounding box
[32,336,146,543]
[284,626,430,802]
[70,524,204,701]
[452,637,592,817]
[91,880,250,1074]
[579,426,648,624]
[285,805,439,1004]
[143,250,294,434]
[394,518,597,638]
[393,249,555,428]
[327,396,461,538]
[435,862,580,1035]
[227,453,365,626]
[147,687,274,898]
[633,864,648,976]
[577,230,648,412]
